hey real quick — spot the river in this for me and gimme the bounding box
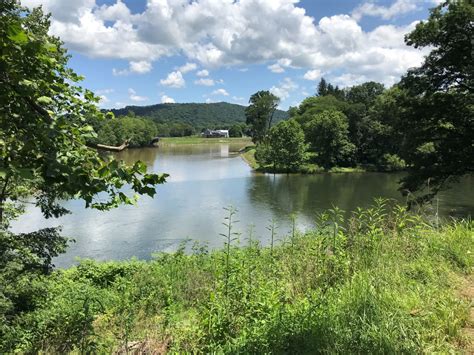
[14,143,474,267]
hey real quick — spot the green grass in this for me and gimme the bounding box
[3,200,472,353]
[241,147,367,174]
[158,136,252,145]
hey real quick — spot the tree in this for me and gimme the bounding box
[229,123,246,137]
[0,0,167,331]
[256,120,307,172]
[305,111,355,169]
[317,78,328,96]
[293,95,348,126]
[397,0,474,202]
[346,82,384,107]
[245,91,280,143]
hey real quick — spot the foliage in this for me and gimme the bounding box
[397,0,474,202]
[245,91,280,143]
[91,115,159,147]
[1,202,472,353]
[304,111,355,169]
[255,120,307,172]
[110,102,288,136]
[229,123,247,137]
[0,0,167,343]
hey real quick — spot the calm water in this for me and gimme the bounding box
[14,144,474,267]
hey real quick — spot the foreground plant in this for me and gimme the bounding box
[0,0,167,346]
[2,201,472,353]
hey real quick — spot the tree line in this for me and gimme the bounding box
[245,0,473,204]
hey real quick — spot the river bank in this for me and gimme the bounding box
[5,203,473,353]
[158,136,253,146]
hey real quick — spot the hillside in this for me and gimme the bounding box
[110,102,289,130]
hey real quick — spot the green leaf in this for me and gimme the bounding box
[0,168,7,179]
[7,22,28,44]
[37,96,53,105]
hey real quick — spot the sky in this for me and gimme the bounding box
[21,0,440,110]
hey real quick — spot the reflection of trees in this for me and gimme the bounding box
[114,148,159,168]
[247,173,404,221]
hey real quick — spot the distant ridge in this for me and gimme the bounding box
[109,102,288,129]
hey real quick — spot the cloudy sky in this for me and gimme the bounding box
[21,0,439,109]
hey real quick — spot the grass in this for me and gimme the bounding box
[3,200,473,353]
[158,136,252,145]
[241,147,367,174]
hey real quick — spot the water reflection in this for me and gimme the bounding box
[12,144,474,267]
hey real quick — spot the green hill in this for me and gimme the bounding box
[110,102,288,130]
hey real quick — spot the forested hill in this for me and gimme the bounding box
[110,102,288,129]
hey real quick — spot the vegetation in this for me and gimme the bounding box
[255,120,307,172]
[0,0,166,344]
[1,201,472,353]
[249,1,472,203]
[396,0,474,203]
[245,90,280,144]
[89,115,159,148]
[108,102,288,140]
[158,136,252,146]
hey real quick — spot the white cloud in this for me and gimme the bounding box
[99,95,109,104]
[211,88,229,96]
[177,62,197,73]
[96,88,114,95]
[160,71,185,88]
[303,69,322,81]
[22,0,428,87]
[268,63,285,73]
[194,78,215,86]
[196,69,209,77]
[161,94,175,103]
[128,88,148,102]
[352,0,419,21]
[113,60,152,76]
[270,77,298,101]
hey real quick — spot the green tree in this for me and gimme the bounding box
[294,95,348,126]
[256,120,307,172]
[0,0,167,334]
[397,0,474,202]
[229,123,245,137]
[305,111,355,169]
[245,91,280,143]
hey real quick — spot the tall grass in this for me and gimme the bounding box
[2,200,472,353]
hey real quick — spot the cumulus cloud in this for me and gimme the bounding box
[177,62,197,73]
[211,88,229,96]
[161,94,175,103]
[303,69,322,81]
[195,78,215,86]
[128,88,148,102]
[352,0,420,21]
[196,69,209,77]
[160,71,185,88]
[270,77,298,101]
[21,0,428,86]
[113,60,153,76]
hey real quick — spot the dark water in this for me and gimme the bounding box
[13,144,474,267]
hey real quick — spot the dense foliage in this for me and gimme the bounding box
[255,119,307,172]
[1,201,472,353]
[89,115,159,147]
[396,0,473,202]
[109,102,287,140]
[0,0,166,341]
[245,91,280,143]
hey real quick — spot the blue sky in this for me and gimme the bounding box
[22,0,439,109]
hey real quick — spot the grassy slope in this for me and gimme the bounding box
[7,202,473,353]
[158,136,252,145]
[241,147,366,174]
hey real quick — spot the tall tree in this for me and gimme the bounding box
[0,0,167,325]
[397,0,473,202]
[305,111,355,169]
[317,78,328,96]
[245,90,280,143]
[256,119,307,172]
